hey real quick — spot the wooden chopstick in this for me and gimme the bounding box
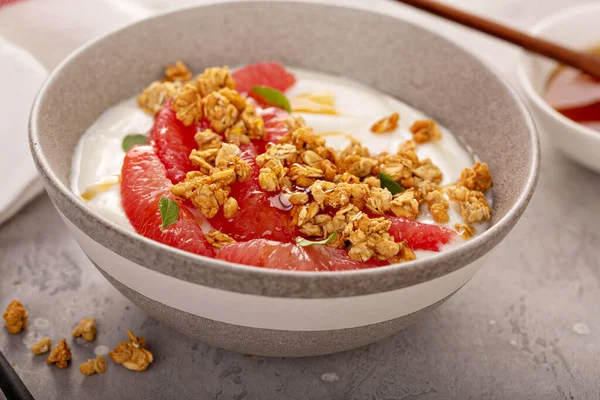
[394,0,600,79]
[0,350,35,400]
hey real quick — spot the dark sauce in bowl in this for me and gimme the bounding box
[545,49,600,133]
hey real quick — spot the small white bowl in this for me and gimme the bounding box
[518,3,600,174]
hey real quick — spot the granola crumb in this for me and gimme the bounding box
[163,60,192,82]
[202,89,242,133]
[223,197,239,218]
[137,81,179,115]
[285,115,306,132]
[196,66,236,97]
[72,317,97,342]
[109,330,153,372]
[47,338,72,368]
[445,184,469,202]
[258,159,287,192]
[343,212,400,261]
[224,120,250,146]
[172,82,203,126]
[79,355,107,376]
[426,190,450,223]
[389,241,416,263]
[413,159,443,184]
[370,112,399,133]
[460,190,491,223]
[363,176,381,188]
[289,192,309,205]
[454,223,476,239]
[2,300,28,334]
[365,187,392,215]
[379,154,414,188]
[338,140,378,178]
[240,102,265,140]
[410,119,442,144]
[31,337,52,355]
[206,229,236,248]
[458,161,493,192]
[390,189,419,219]
[194,129,222,151]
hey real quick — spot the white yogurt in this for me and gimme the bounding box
[71,68,490,259]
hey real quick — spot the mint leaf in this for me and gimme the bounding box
[122,134,148,152]
[158,197,179,229]
[379,171,404,195]
[295,232,337,247]
[252,86,292,112]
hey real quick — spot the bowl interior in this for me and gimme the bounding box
[30,1,538,297]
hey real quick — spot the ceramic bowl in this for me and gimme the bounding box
[30,1,539,357]
[517,3,600,174]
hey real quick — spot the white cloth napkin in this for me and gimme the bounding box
[0,35,47,225]
[0,0,152,225]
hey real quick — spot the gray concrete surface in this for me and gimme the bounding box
[2,0,600,399]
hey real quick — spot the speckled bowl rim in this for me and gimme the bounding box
[517,2,600,144]
[30,0,540,299]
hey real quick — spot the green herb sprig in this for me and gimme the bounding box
[252,86,292,112]
[122,134,148,152]
[379,171,404,195]
[295,232,337,247]
[158,197,180,229]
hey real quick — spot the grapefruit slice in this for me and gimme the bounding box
[260,106,290,143]
[121,144,213,257]
[387,217,456,252]
[232,62,296,106]
[208,143,296,242]
[149,99,198,184]
[218,239,388,271]
[249,106,290,153]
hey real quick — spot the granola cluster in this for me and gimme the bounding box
[137,81,180,115]
[46,338,72,368]
[2,299,157,375]
[137,62,264,145]
[31,337,52,355]
[79,355,107,376]
[206,229,236,248]
[171,143,251,218]
[2,299,28,334]
[72,317,97,341]
[247,119,461,261]
[371,112,399,134]
[109,330,153,372]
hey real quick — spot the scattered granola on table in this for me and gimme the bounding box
[2,300,28,334]
[47,338,72,368]
[79,355,107,376]
[31,337,52,355]
[109,330,153,372]
[72,317,97,341]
